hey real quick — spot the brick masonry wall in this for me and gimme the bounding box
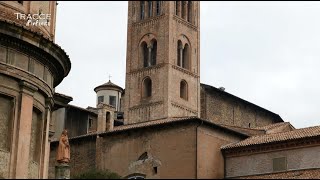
[235,168,320,179]
[197,126,242,179]
[200,85,280,128]
[49,137,97,179]
[225,145,320,178]
[96,122,197,179]
[125,2,201,124]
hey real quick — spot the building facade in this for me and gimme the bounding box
[46,1,320,179]
[124,1,201,124]
[222,124,320,179]
[94,80,124,112]
[0,1,71,179]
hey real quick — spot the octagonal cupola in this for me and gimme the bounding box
[94,80,123,111]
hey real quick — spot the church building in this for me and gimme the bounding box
[48,1,320,179]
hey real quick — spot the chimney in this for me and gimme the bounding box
[97,103,116,132]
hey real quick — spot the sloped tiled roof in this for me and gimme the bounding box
[217,124,265,136]
[50,117,249,142]
[255,122,295,131]
[222,125,320,150]
[94,80,123,92]
[67,104,98,115]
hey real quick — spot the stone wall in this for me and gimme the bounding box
[0,1,57,40]
[51,108,66,141]
[28,109,43,179]
[0,45,54,89]
[225,145,320,178]
[0,9,70,177]
[0,95,13,178]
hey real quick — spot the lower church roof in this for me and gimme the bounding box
[51,117,250,143]
[222,124,320,150]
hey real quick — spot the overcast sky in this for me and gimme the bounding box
[54,1,320,129]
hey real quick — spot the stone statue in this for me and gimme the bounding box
[56,129,70,164]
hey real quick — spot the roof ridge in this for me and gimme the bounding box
[219,124,265,132]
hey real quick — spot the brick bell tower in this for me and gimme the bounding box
[124,1,200,124]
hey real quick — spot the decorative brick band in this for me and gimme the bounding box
[129,64,165,76]
[173,16,198,31]
[129,101,163,111]
[132,15,166,29]
[172,65,199,78]
[171,101,198,115]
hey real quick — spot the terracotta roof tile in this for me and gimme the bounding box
[222,125,320,150]
[217,124,265,136]
[51,117,249,142]
[94,80,123,92]
[67,104,98,115]
[255,122,295,131]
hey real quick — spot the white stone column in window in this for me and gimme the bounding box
[148,46,152,67]
[179,46,183,67]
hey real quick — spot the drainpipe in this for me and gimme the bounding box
[223,150,226,179]
[196,119,203,179]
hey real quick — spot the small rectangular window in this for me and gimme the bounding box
[88,118,93,128]
[273,157,287,172]
[98,96,104,104]
[109,96,116,107]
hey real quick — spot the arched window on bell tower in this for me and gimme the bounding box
[142,77,152,99]
[140,1,145,20]
[182,43,190,70]
[151,39,157,66]
[177,40,183,67]
[180,80,188,100]
[141,42,148,67]
[141,39,157,68]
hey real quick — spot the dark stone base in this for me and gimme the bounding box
[55,163,70,179]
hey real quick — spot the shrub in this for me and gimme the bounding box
[72,169,122,179]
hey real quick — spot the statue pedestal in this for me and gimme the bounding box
[55,163,70,179]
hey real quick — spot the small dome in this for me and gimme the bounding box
[94,80,123,93]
